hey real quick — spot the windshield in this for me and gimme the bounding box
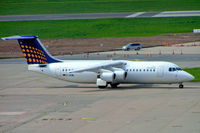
[176,67,182,71]
[169,67,182,72]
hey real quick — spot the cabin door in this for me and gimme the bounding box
[55,66,61,78]
[157,66,164,77]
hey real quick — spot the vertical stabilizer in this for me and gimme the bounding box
[2,35,61,64]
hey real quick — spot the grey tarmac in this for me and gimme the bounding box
[1,45,200,68]
[0,11,200,21]
[0,54,200,68]
[0,45,200,133]
[0,63,200,133]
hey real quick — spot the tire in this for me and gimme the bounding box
[135,47,140,51]
[110,83,119,88]
[98,84,108,89]
[98,86,106,89]
[179,84,184,89]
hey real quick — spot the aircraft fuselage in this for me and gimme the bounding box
[29,60,194,84]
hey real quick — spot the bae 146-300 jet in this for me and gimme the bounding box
[2,35,194,88]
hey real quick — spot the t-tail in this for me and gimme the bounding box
[2,35,61,64]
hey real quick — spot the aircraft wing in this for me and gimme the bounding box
[69,61,126,73]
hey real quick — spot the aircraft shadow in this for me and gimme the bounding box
[81,84,179,93]
[47,83,199,92]
[47,85,95,89]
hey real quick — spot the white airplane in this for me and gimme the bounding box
[2,35,194,88]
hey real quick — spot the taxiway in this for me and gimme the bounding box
[0,46,200,133]
[0,11,200,21]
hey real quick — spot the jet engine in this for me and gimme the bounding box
[100,72,116,82]
[114,70,127,81]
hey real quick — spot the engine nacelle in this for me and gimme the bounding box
[100,72,116,82]
[114,70,127,81]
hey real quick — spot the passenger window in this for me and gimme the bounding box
[133,69,135,71]
[153,69,155,72]
[140,69,141,71]
[136,69,138,71]
[143,69,145,71]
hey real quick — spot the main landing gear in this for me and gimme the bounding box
[110,83,119,88]
[97,83,120,89]
[179,83,184,89]
[98,84,108,89]
[98,83,119,89]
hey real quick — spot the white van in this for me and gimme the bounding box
[122,43,142,51]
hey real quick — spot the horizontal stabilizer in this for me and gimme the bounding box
[2,35,37,40]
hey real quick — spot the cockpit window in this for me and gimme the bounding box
[176,67,182,71]
[169,67,182,72]
[169,67,175,72]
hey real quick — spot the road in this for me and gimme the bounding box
[0,11,200,21]
[1,46,200,68]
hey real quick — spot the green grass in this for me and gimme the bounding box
[0,0,200,15]
[0,17,200,38]
[183,68,200,82]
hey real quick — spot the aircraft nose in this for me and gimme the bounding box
[179,71,194,82]
[185,72,194,81]
[186,73,194,81]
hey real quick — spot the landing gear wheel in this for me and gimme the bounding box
[179,84,184,89]
[98,86,106,89]
[98,84,108,89]
[110,83,119,88]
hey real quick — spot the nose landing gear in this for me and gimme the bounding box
[179,83,184,88]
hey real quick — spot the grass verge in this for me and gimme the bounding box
[0,0,200,15]
[183,68,200,82]
[1,17,200,38]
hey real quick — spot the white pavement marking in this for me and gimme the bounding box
[153,11,200,17]
[0,112,26,115]
[126,12,145,18]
